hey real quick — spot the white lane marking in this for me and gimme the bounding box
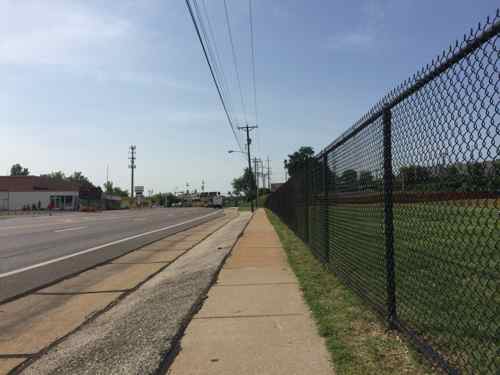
[54,226,88,233]
[133,218,147,221]
[0,211,221,279]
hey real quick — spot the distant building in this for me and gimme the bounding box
[0,176,79,211]
[102,193,123,210]
[78,182,103,211]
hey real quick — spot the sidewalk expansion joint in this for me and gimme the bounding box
[193,313,305,320]
[134,248,187,253]
[214,282,298,287]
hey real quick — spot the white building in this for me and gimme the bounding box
[0,176,79,211]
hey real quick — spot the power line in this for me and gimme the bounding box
[198,0,239,127]
[223,0,248,125]
[194,1,245,149]
[249,0,258,127]
[247,0,261,162]
[191,0,242,149]
[185,0,242,151]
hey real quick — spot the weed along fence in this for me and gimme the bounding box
[267,11,499,375]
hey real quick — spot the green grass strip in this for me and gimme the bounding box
[266,209,435,375]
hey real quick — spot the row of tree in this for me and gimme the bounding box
[278,147,499,194]
[10,163,95,187]
[103,181,129,197]
[315,163,499,193]
[286,151,499,193]
[41,170,93,187]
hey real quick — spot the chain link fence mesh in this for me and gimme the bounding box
[267,11,499,375]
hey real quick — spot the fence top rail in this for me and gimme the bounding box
[316,9,500,159]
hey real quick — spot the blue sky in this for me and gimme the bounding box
[1,0,497,194]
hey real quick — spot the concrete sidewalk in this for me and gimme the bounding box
[168,209,333,375]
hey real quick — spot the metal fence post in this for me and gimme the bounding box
[323,153,329,263]
[383,106,397,329]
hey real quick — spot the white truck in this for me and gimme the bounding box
[208,193,223,209]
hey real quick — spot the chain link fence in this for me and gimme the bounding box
[267,11,499,375]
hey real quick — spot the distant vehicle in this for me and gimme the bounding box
[207,192,223,209]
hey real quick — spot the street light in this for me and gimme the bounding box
[228,150,245,154]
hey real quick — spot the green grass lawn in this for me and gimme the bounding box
[303,202,499,374]
[267,209,434,375]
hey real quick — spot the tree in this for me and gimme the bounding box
[104,181,114,194]
[102,181,129,197]
[67,171,91,186]
[165,193,180,207]
[445,165,465,191]
[493,160,500,191]
[358,171,374,190]
[232,168,256,199]
[42,170,96,189]
[285,146,315,177]
[10,163,29,176]
[339,169,358,191]
[113,186,129,197]
[398,165,431,191]
[43,171,66,181]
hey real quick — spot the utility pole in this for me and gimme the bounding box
[129,145,136,200]
[237,124,258,212]
[267,157,271,190]
[284,159,288,181]
[260,159,265,191]
[253,157,260,208]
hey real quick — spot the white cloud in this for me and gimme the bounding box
[0,1,201,90]
[326,0,386,50]
[88,70,205,91]
[0,1,133,66]
[327,31,375,49]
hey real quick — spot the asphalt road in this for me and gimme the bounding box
[0,207,216,275]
